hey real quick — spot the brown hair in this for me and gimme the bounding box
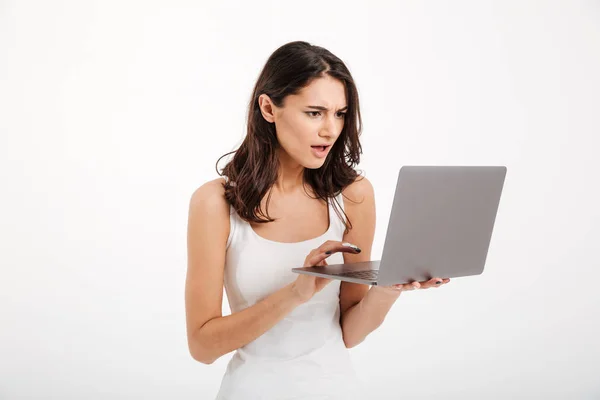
[215,41,364,233]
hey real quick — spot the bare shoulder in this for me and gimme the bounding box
[189,177,228,208]
[339,174,376,235]
[341,175,375,206]
[187,177,230,250]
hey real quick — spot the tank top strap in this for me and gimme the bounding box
[328,190,347,236]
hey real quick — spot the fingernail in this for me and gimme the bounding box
[325,251,331,255]
[436,281,442,285]
[342,242,361,252]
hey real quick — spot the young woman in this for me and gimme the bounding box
[185,41,450,400]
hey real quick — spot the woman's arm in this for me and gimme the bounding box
[338,176,448,348]
[337,176,404,347]
[188,284,303,365]
[341,284,403,348]
[337,176,383,348]
[185,179,304,364]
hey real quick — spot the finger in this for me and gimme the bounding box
[402,281,420,291]
[320,241,362,255]
[432,277,444,288]
[315,259,328,267]
[421,277,443,289]
[305,242,360,267]
[305,251,332,267]
[303,247,326,266]
[417,277,444,289]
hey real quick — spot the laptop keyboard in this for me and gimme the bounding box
[330,270,379,281]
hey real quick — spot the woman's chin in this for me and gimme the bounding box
[304,158,327,169]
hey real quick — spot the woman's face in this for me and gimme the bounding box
[259,75,347,169]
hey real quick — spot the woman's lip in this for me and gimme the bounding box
[311,145,330,158]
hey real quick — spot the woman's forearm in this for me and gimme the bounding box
[340,286,402,348]
[189,283,303,364]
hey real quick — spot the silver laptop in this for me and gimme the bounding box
[292,166,507,286]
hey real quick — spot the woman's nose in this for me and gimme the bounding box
[320,115,338,137]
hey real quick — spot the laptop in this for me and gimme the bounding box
[292,165,507,286]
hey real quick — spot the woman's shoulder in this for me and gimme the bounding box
[188,177,230,224]
[341,174,374,203]
[190,177,227,201]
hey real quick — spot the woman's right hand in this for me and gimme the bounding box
[291,240,362,304]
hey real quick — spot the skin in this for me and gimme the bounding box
[257,75,450,345]
[184,75,450,365]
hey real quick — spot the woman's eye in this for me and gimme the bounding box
[306,111,346,118]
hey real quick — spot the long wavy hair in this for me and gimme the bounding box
[215,41,364,234]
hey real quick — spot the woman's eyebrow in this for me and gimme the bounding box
[306,105,348,111]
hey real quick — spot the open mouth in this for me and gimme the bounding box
[310,145,331,158]
[311,145,329,151]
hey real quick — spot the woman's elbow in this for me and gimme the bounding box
[189,346,216,364]
[342,333,364,349]
[188,334,218,364]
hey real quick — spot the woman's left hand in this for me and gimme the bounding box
[374,277,451,295]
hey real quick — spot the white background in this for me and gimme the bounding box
[1,1,599,399]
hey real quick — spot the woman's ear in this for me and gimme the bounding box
[258,94,276,123]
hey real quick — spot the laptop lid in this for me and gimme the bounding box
[376,166,507,286]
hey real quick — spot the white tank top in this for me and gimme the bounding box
[215,177,364,400]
